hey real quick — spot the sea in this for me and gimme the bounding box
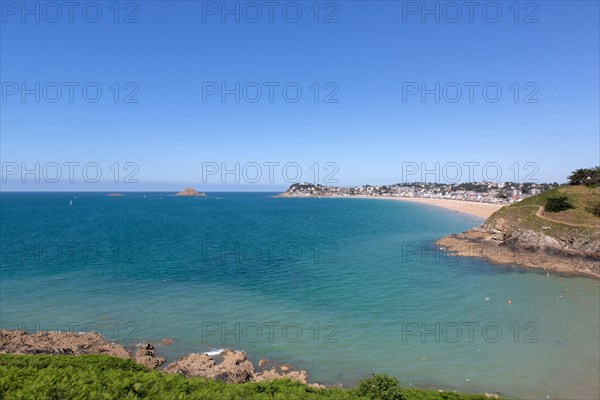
[1,192,598,399]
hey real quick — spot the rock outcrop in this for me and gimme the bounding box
[0,330,130,359]
[437,185,600,279]
[164,350,254,383]
[175,188,207,196]
[164,350,318,385]
[135,343,165,369]
[1,330,323,387]
[437,221,600,279]
[254,367,309,384]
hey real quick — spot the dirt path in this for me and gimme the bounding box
[535,206,597,228]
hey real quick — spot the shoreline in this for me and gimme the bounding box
[276,194,599,279]
[362,196,505,219]
[437,229,600,279]
[0,329,318,386]
[276,194,505,219]
[0,329,502,398]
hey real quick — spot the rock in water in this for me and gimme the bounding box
[212,350,256,383]
[164,350,255,383]
[135,343,165,369]
[175,188,207,196]
[258,358,269,367]
[254,367,309,384]
[164,353,215,377]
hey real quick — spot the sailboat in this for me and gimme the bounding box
[69,198,73,206]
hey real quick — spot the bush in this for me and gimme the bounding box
[545,196,574,213]
[355,374,406,400]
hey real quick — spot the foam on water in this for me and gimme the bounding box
[204,349,225,356]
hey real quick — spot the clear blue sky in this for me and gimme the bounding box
[1,1,598,191]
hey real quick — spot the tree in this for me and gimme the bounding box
[590,166,600,186]
[568,166,600,186]
[545,196,574,213]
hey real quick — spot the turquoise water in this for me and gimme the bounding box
[1,192,598,399]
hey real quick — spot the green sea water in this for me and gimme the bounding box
[0,192,598,399]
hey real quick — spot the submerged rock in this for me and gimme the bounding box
[258,358,269,367]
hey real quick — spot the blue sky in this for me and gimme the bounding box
[1,1,598,191]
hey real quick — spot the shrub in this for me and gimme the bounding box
[355,374,406,400]
[545,196,574,213]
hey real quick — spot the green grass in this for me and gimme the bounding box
[505,186,599,224]
[486,186,600,239]
[0,354,497,400]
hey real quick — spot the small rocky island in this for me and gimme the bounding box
[174,187,207,197]
[106,193,125,197]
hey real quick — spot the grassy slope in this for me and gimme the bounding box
[486,186,600,238]
[0,354,496,400]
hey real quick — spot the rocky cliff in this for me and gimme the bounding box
[438,186,600,279]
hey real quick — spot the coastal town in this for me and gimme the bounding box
[279,181,560,204]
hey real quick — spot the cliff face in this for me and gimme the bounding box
[438,186,600,279]
[438,227,600,279]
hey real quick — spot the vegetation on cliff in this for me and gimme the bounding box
[486,184,600,232]
[439,172,600,278]
[0,354,498,400]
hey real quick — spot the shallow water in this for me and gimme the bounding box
[1,192,598,399]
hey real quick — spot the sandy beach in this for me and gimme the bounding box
[278,194,507,219]
[367,196,505,219]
